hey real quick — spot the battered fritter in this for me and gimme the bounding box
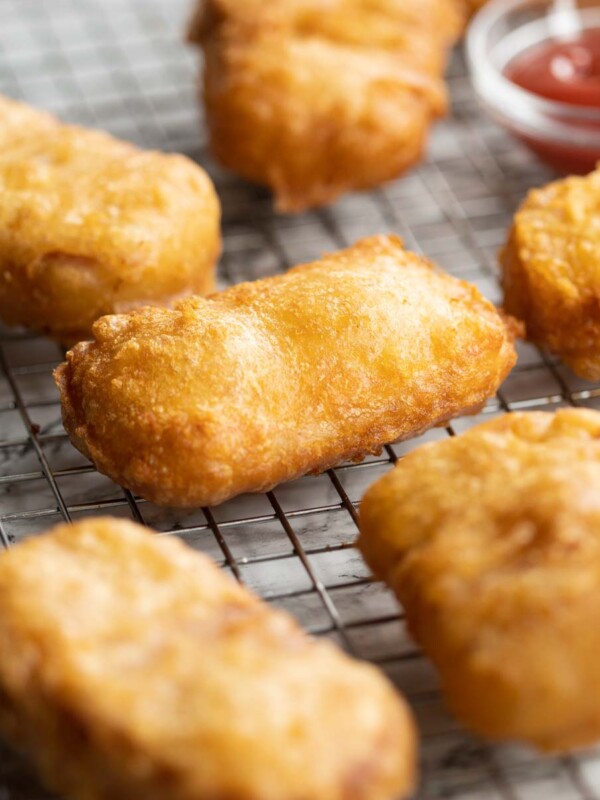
[359,409,600,752]
[0,517,416,800]
[55,235,517,508]
[0,94,220,344]
[502,167,600,380]
[465,0,488,15]
[188,0,464,212]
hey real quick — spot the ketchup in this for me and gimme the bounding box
[504,28,600,173]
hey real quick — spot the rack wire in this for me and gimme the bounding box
[1,0,600,798]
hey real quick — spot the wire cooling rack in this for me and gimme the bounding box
[1,1,600,798]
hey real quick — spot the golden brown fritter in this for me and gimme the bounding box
[55,235,517,508]
[188,0,464,212]
[0,517,416,800]
[359,409,600,752]
[0,94,221,344]
[502,167,600,381]
[464,0,488,15]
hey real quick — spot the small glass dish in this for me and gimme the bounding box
[466,0,600,174]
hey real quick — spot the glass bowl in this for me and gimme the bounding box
[466,0,600,173]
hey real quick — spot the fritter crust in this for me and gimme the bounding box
[0,517,416,800]
[502,167,600,380]
[55,235,517,508]
[0,94,220,344]
[359,409,600,752]
[188,0,464,212]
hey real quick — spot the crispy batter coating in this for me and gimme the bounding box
[359,409,600,752]
[188,0,463,212]
[0,94,220,344]
[55,235,517,508]
[502,167,600,380]
[0,517,415,800]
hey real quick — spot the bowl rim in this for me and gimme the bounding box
[466,0,600,146]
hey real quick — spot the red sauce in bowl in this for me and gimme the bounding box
[504,28,600,172]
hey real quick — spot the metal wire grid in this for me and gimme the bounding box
[0,0,600,798]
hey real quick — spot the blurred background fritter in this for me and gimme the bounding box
[0,95,221,344]
[188,0,464,212]
[502,167,600,381]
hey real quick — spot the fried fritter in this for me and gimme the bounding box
[188,0,463,212]
[0,517,416,800]
[55,235,517,508]
[464,0,488,15]
[359,409,600,752]
[502,167,600,380]
[0,94,220,344]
